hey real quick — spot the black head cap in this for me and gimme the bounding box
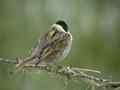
[56,20,68,32]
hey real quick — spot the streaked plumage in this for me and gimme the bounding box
[16,20,72,71]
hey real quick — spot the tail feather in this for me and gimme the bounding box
[15,56,34,73]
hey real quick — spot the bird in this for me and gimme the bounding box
[16,20,72,72]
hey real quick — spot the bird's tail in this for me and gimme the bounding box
[15,56,34,73]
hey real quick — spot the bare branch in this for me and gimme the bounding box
[0,57,120,90]
[24,65,120,89]
[99,81,120,89]
[0,58,17,64]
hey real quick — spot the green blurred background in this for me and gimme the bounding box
[0,0,120,90]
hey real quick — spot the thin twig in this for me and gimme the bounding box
[0,58,17,64]
[0,57,120,90]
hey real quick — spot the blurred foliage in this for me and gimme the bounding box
[0,0,120,90]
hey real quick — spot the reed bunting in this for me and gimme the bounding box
[16,20,72,71]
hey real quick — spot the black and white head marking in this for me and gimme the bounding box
[56,20,68,32]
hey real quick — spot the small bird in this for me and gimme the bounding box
[16,20,72,71]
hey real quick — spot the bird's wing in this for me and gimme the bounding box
[36,32,71,63]
[31,28,63,55]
